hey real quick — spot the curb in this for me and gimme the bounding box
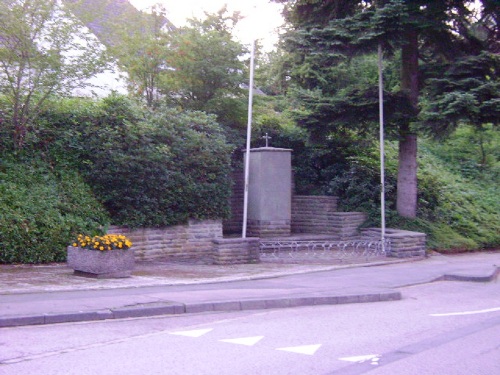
[442,266,499,283]
[0,290,401,328]
[436,266,500,283]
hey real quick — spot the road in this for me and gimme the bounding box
[1,280,499,375]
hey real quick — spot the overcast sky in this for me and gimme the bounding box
[128,0,284,48]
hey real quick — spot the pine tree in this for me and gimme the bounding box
[278,0,499,218]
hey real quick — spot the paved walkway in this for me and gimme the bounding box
[0,251,498,328]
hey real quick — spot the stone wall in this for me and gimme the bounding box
[330,212,368,240]
[227,193,369,239]
[291,196,366,239]
[212,237,260,265]
[108,220,222,262]
[109,220,261,265]
[291,196,338,233]
[361,228,426,258]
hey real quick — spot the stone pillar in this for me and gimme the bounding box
[245,147,292,237]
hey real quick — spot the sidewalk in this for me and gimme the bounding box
[1,251,498,328]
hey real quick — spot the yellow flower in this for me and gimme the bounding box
[72,233,132,250]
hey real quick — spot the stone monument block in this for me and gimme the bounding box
[246,147,292,237]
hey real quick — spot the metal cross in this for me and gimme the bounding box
[263,133,272,147]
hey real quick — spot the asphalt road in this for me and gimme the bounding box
[1,279,499,375]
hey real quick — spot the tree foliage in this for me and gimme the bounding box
[278,0,499,218]
[63,0,176,107]
[162,8,247,112]
[113,5,171,107]
[0,0,108,148]
[420,52,500,136]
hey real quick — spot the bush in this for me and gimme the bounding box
[77,97,233,227]
[0,94,234,263]
[29,95,233,228]
[322,138,500,251]
[0,156,109,263]
[416,143,500,250]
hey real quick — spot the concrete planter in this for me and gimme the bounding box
[67,246,135,278]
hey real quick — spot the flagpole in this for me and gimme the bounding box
[378,44,386,253]
[242,39,255,238]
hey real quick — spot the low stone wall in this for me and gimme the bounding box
[213,237,260,265]
[108,220,222,262]
[330,212,368,240]
[291,196,366,239]
[361,228,426,258]
[291,196,338,234]
[109,220,261,265]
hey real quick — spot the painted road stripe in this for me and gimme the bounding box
[430,307,500,317]
[276,344,322,355]
[339,354,380,365]
[219,336,264,346]
[169,328,213,337]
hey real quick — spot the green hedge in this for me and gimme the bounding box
[82,102,234,227]
[37,95,233,228]
[0,157,109,263]
[0,94,234,263]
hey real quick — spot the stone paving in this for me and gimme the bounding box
[0,255,402,294]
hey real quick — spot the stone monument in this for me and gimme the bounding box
[245,143,292,237]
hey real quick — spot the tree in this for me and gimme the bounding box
[278,0,498,218]
[111,4,172,107]
[255,43,293,96]
[161,7,247,114]
[420,53,500,135]
[0,0,109,148]
[62,0,176,107]
[419,49,500,177]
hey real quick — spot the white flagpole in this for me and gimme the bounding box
[378,44,386,252]
[242,39,256,238]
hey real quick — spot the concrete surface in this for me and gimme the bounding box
[0,251,498,328]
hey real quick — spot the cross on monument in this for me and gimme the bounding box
[263,133,272,147]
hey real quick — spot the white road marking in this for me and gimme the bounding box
[430,307,500,317]
[339,354,380,365]
[219,336,264,346]
[169,328,213,337]
[276,344,322,355]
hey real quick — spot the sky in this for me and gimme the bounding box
[128,0,284,49]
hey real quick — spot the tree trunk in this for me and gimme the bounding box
[397,28,419,218]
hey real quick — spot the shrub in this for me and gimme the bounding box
[0,156,109,263]
[30,95,234,228]
[79,97,233,227]
[322,138,500,251]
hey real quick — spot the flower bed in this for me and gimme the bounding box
[67,234,134,278]
[72,234,132,251]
